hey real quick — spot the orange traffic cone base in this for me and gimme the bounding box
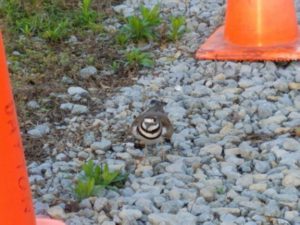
[196,26,300,61]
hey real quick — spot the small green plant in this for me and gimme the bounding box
[74,178,103,201]
[42,19,69,42]
[167,16,186,41]
[111,61,120,72]
[74,160,128,200]
[115,32,129,46]
[121,4,161,42]
[16,18,36,36]
[79,0,96,24]
[140,4,161,27]
[122,16,154,41]
[125,48,154,68]
[74,0,104,31]
[216,186,226,195]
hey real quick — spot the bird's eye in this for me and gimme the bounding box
[150,99,157,105]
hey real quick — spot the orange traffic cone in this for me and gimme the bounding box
[196,0,300,61]
[0,33,65,225]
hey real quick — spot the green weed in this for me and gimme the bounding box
[216,186,226,195]
[74,160,128,200]
[42,19,69,42]
[77,0,96,25]
[122,16,155,41]
[121,4,161,42]
[15,17,36,36]
[74,178,103,201]
[167,16,186,41]
[111,61,120,72]
[140,4,161,27]
[115,33,129,46]
[125,48,154,68]
[74,0,104,31]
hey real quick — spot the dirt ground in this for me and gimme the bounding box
[1,0,140,163]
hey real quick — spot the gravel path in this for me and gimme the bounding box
[29,0,300,224]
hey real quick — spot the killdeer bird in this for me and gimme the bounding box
[131,100,173,164]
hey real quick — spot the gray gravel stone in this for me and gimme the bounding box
[28,123,50,138]
[68,86,89,100]
[72,104,89,114]
[283,138,300,151]
[102,221,116,225]
[79,198,92,209]
[161,200,183,213]
[68,35,78,43]
[148,212,196,225]
[264,200,281,217]
[254,160,270,173]
[47,205,67,220]
[94,197,108,212]
[200,143,222,158]
[60,103,88,114]
[273,79,289,92]
[60,102,73,111]
[34,201,49,215]
[284,210,299,222]
[62,75,74,84]
[119,209,142,221]
[294,95,300,109]
[236,174,253,188]
[83,131,95,146]
[135,198,156,214]
[282,170,300,187]
[91,139,112,151]
[166,159,186,173]
[257,101,275,118]
[80,66,97,79]
[27,100,40,109]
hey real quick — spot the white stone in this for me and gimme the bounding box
[200,188,215,202]
[119,209,142,220]
[94,197,108,212]
[284,211,299,221]
[68,86,88,97]
[148,212,196,225]
[212,208,241,216]
[283,138,300,151]
[259,115,286,126]
[28,123,50,138]
[282,171,300,187]
[200,144,223,159]
[80,66,97,79]
[47,205,66,219]
[236,174,253,187]
[166,159,186,173]
[249,183,267,192]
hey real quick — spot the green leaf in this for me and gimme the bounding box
[74,178,96,200]
[102,164,120,185]
[140,58,154,68]
[167,16,186,41]
[82,160,95,178]
[140,4,161,27]
[93,185,104,195]
[93,165,102,184]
